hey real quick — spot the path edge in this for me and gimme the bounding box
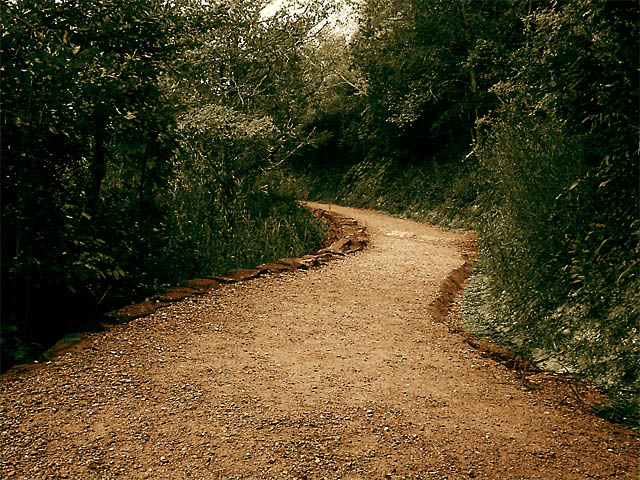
[428,242,614,415]
[428,259,541,374]
[5,205,369,372]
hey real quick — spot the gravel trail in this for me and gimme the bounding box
[1,203,638,479]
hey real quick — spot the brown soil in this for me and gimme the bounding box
[1,203,638,480]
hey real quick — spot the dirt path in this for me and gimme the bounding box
[1,203,638,480]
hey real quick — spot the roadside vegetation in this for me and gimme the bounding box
[1,0,332,368]
[273,0,639,429]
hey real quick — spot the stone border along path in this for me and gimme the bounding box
[107,205,370,324]
[1,202,638,480]
[26,204,369,365]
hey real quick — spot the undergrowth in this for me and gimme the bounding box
[1,192,328,371]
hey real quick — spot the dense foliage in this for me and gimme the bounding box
[1,0,332,367]
[278,0,638,426]
[472,0,639,425]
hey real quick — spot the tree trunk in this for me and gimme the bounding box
[87,115,108,215]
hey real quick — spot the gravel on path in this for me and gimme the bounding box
[1,203,638,479]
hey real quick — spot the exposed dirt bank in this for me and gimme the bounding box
[1,203,638,479]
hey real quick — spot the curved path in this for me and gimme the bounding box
[1,203,638,479]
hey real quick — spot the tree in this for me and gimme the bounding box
[1,0,334,366]
[163,0,340,269]
[350,0,524,161]
[1,0,177,360]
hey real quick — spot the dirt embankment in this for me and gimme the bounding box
[1,203,638,480]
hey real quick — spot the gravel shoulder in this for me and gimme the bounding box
[1,203,638,479]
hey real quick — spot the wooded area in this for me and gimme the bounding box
[1,0,333,366]
[2,0,638,427]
